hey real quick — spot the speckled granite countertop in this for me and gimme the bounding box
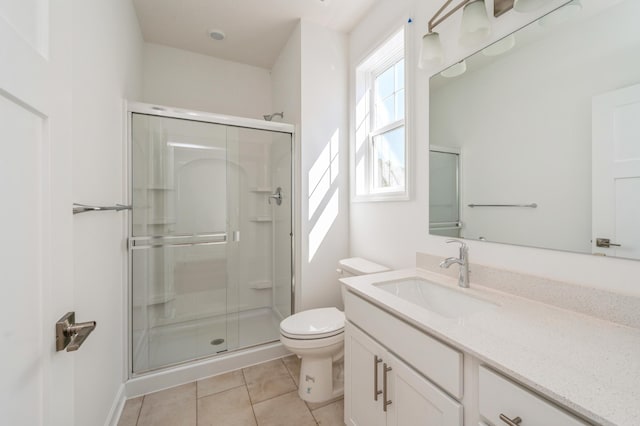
[341,268,640,426]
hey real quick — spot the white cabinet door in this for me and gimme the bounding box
[0,1,74,425]
[345,322,386,426]
[345,321,463,426]
[387,351,463,426]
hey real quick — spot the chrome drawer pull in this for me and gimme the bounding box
[373,355,382,401]
[383,363,392,412]
[499,413,522,426]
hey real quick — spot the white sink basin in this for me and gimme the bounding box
[374,278,498,319]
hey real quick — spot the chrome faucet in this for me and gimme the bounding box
[439,239,470,288]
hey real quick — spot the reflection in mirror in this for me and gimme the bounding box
[429,0,640,260]
[430,146,461,238]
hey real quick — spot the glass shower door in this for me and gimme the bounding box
[130,113,236,373]
[429,149,461,238]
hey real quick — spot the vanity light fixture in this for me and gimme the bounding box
[513,0,553,13]
[538,0,582,27]
[440,60,467,78]
[419,0,491,70]
[482,33,516,56]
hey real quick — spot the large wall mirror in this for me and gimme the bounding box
[429,0,640,261]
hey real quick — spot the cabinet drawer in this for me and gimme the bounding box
[345,291,463,399]
[479,366,589,426]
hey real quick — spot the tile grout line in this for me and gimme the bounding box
[281,357,319,425]
[195,381,199,425]
[282,355,299,385]
[241,368,260,426]
[135,395,145,426]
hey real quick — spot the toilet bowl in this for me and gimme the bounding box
[280,258,389,403]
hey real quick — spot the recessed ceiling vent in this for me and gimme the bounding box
[208,29,225,41]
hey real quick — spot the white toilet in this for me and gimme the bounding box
[280,257,389,403]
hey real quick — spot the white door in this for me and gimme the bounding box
[592,84,640,259]
[0,1,74,425]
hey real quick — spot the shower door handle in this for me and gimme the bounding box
[268,187,282,206]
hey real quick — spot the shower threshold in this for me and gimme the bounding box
[133,307,282,375]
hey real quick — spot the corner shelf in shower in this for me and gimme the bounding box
[144,218,176,225]
[249,216,273,223]
[249,280,272,290]
[249,187,273,193]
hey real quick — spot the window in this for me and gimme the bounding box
[353,29,408,201]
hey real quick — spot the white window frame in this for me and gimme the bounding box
[352,27,410,202]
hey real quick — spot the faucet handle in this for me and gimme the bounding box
[445,239,466,248]
[445,239,467,256]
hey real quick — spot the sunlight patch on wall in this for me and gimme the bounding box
[308,188,339,262]
[308,129,340,220]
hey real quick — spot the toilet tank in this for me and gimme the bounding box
[337,257,390,278]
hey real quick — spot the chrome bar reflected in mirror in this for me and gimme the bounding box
[468,203,537,208]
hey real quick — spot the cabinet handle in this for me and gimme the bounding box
[383,363,392,412]
[499,414,522,426]
[373,356,383,401]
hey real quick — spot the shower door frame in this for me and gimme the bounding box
[125,101,296,378]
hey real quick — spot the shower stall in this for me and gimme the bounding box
[128,103,294,375]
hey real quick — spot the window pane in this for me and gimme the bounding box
[395,60,404,90]
[375,65,395,101]
[376,95,395,128]
[372,126,405,191]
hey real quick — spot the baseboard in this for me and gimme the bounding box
[104,383,126,426]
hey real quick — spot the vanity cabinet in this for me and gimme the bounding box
[478,367,589,426]
[345,321,463,426]
[343,289,593,426]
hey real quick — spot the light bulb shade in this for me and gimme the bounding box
[538,0,582,27]
[440,60,467,78]
[459,0,491,47]
[513,0,552,13]
[419,32,444,69]
[482,34,516,56]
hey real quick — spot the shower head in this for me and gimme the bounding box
[263,112,284,121]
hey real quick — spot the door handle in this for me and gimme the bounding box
[56,312,97,352]
[383,363,392,412]
[373,355,382,401]
[596,238,621,248]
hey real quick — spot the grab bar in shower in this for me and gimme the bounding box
[129,233,227,249]
[73,203,132,215]
[467,203,537,208]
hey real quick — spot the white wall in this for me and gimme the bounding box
[272,21,350,311]
[349,0,640,296]
[142,43,272,119]
[299,21,350,310]
[71,0,142,424]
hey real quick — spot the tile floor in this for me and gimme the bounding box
[118,355,345,426]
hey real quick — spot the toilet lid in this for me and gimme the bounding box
[280,308,345,339]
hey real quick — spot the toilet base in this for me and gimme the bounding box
[297,356,344,403]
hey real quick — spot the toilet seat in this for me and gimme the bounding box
[280,307,345,340]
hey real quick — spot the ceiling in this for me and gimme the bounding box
[133,0,378,69]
